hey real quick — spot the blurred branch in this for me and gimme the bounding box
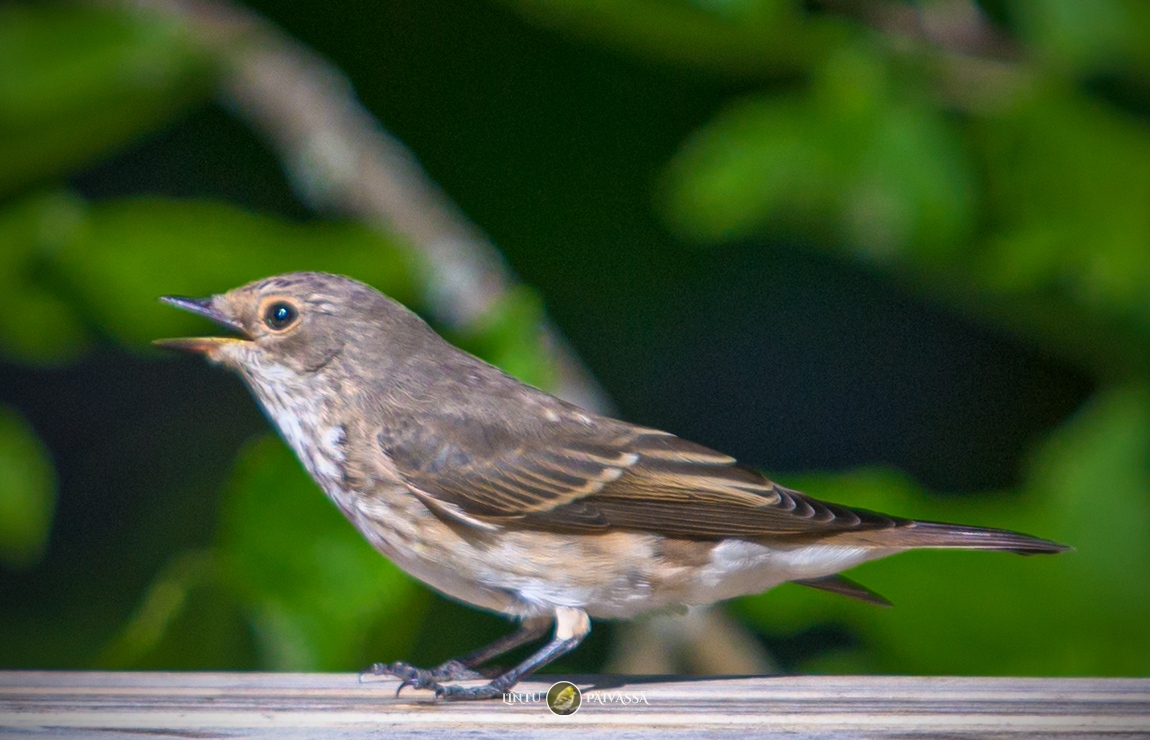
[93,0,770,676]
[818,0,1035,112]
[819,0,1017,61]
[102,0,609,412]
[607,608,778,676]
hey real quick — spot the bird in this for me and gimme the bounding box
[156,271,1068,701]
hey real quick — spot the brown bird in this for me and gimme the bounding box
[157,271,1068,701]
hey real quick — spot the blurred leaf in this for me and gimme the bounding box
[0,192,89,363]
[664,46,976,259]
[1009,0,1150,73]
[0,3,214,197]
[219,435,424,671]
[816,88,1150,380]
[494,0,841,75]
[0,404,57,570]
[973,91,1150,328]
[735,385,1150,676]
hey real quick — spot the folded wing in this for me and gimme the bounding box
[379,407,900,541]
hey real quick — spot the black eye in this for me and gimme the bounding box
[264,301,298,330]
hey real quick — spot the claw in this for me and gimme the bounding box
[358,662,390,683]
[395,674,444,697]
[362,658,509,701]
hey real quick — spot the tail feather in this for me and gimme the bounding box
[793,574,894,607]
[880,520,1070,555]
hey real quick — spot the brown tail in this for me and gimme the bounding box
[797,520,1067,608]
[881,520,1070,555]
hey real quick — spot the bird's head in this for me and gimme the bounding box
[155,272,422,388]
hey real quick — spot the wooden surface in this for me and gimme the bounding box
[1,671,1148,738]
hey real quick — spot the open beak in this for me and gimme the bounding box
[153,295,252,354]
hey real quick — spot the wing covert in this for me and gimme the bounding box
[379,409,897,540]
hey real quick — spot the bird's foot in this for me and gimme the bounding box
[390,669,506,702]
[360,661,511,701]
[360,659,484,687]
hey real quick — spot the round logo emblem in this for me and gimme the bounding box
[546,681,582,715]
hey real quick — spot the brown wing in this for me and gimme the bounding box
[378,406,900,541]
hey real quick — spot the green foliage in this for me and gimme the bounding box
[0,405,56,569]
[973,90,1150,330]
[664,44,976,260]
[99,550,221,669]
[1010,0,1150,73]
[0,193,90,362]
[0,3,214,198]
[655,1,1150,383]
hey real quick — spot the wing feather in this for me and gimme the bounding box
[379,408,898,540]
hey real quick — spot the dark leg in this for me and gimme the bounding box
[437,616,551,673]
[434,632,584,701]
[361,616,550,685]
[399,606,591,702]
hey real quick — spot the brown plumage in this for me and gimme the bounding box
[157,271,1068,701]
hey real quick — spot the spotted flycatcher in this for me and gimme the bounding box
[157,272,1067,700]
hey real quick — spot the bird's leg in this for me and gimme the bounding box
[431,607,590,702]
[432,616,551,678]
[362,616,551,686]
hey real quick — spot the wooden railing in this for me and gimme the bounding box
[2,671,1147,737]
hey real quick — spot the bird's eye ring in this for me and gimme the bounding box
[264,301,298,331]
